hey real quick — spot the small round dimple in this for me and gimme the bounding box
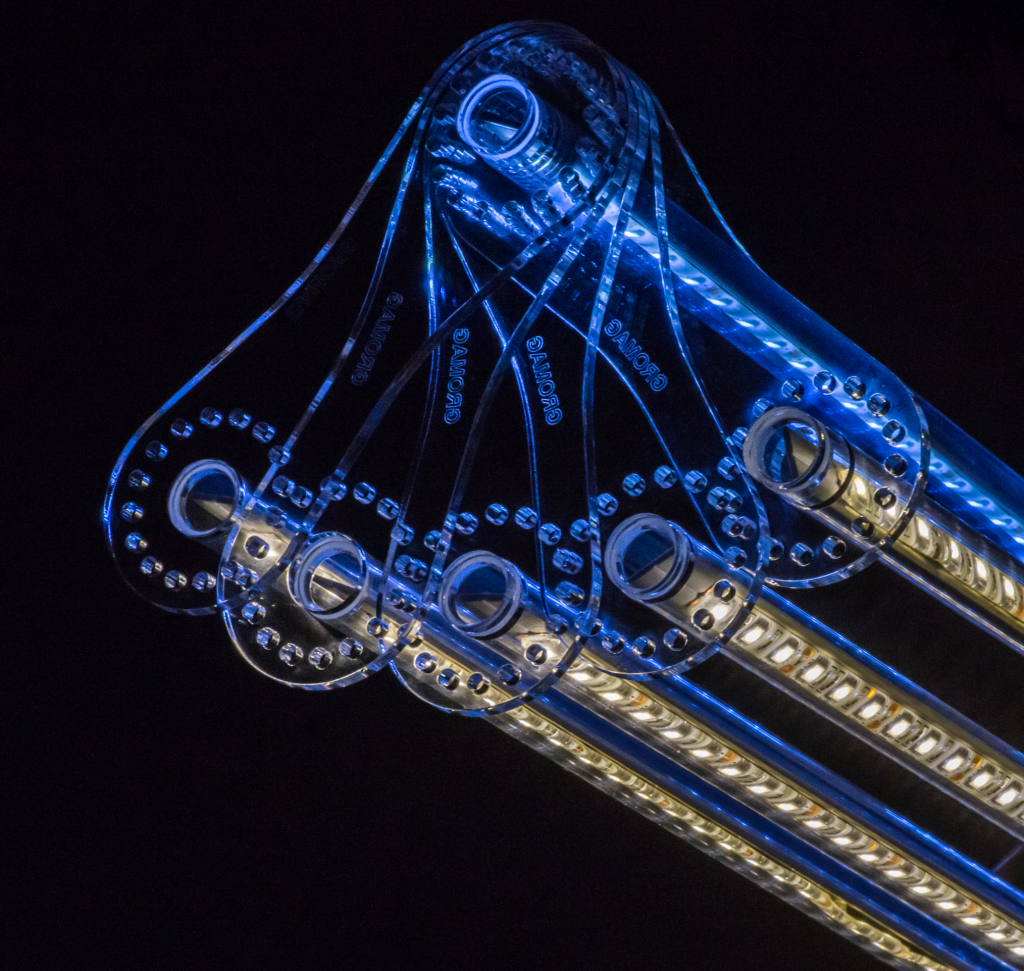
[730,427,749,447]
[781,379,804,402]
[140,556,163,576]
[813,371,837,394]
[684,471,707,494]
[554,581,585,606]
[266,507,287,529]
[883,420,905,444]
[366,617,389,637]
[128,470,150,490]
[721,515,755,540]
[121,502,143,522]
[717,457,739,480]
[630,636,656,659]
[596,493,618,516]
[622,473,646,497]
[252,422,275,443]
[125,532,148,552]
[278,643,303,666]
[547,616,569,635]
[321,477,346,501]
[268,446,290,465]
[790,543,814,567]
[245,535,269,559]
[171,419,193,439]
[867,393,891,417]
[340,638,363,658]
[752,398,775,418]
[467,672,489,694]
[164,570,187,591]
[539,523,561,545]
[553,548,584,574]
[308,647,333,671]
[884,454,908,477]
[391,523,414,546]
[455,511,478,534]
[256,627,280,650]
[497,663,521,685]
[823,535,847,559]
[192,571,214,591]
[844,376,866,400]
[713,580,736,602]
[725,547,747,568]
[852,517,875,538]
[378,497,400,521]
[767,538,784,562]
[145,441,167,461]
[200,408,223,427]
[515,506,539,529]
[692,609,715,630]
[290,486,313,509]
[241,601,266,625]
[228,409,251,430]
[653,466,678,489]
[424,530,442,552]
[601,631,625,654]
[663,628,688,652]
[525,643,548,665]
[485,503,508,525]
[570,519,592,541]
[874,487,896,509]
[272,476,295,498]
[353,482,376,504]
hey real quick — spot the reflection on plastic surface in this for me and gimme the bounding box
[104,22,1024,971]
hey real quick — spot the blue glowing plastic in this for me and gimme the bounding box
[104,23,1024,970]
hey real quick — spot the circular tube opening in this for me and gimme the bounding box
[168,459,243,538]
[456,75,540,160]
[439,551,524,638]
[291,534,369,619]
[604,514,693,603]
[742,407,834,499]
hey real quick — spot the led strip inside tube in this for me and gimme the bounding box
[397,643,957,970]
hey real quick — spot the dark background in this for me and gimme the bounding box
[9,1,1024,968]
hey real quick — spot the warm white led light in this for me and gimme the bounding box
[570,671,592,681]
[632,711,653,721]
[800,664,824,682]
[854,477,867,497]
[970,772,992,789]
[831,684,852,701]
[887,719,911,737]
[720,766,740,776]
[711,603,730,621]
[693,748,712,758]
[859,852,880,862]
[833,836,853,846]
[977,560,988,580]
[662,729,682,739]
[804,819,824,829]
[859,702,882,720]
[777,802,797,811]
[918,519,931,539]
[770,645,795,663]
[749,784,769,794]
[942,756,964,772]
[886,869,906,878]
[1004,578,1015,597]
[963,917,982,926]
[603,691,624,701]
[915,737,938,755]
[912,886,932,895]
[938,900,957,908]
[1012,946,1024,956]
[741,625,765,645]
[997,788,1020,806]
[949,541,960,560]
[988,932,1007,941]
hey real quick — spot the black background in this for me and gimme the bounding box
[9,1,1024,968]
